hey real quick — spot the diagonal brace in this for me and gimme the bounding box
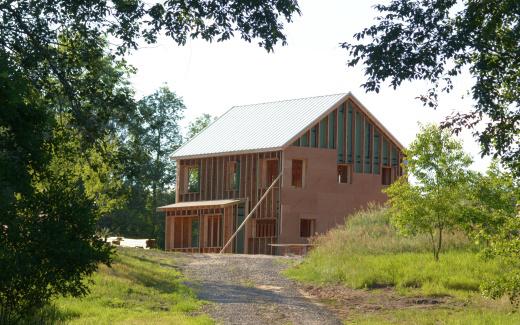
[219,172,282,254]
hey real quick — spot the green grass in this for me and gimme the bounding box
[285,205,520,324]
[288,250,503,299]
[346,307,520,325]
[42,248,213,325]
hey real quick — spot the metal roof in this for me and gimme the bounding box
[173,93,348,159]
[157,199,240,210]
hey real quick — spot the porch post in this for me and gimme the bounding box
[198,212,202,253]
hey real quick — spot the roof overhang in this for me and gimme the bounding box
[157,199,240,211]
[171,147,282,160]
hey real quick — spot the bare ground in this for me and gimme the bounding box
[176,253,343,325]
[302,285,457,322]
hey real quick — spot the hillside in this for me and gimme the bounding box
[285,205,520,324]
[31,248,213,325]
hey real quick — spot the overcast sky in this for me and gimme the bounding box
[127,0,490,172]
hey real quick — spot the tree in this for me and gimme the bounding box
[135,87,185,238]
[0,54,112,322]
[466,162,520,305]
[186,113,217,140]
[342,0,520,175]
[1,0,300,319]
[385,124,473,260]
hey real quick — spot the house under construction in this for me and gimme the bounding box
[158,93,404,254]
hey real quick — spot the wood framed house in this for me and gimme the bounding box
[158,93,405,254]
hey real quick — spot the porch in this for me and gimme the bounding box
[159,200,241,253]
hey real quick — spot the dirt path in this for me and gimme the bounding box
[177,253,342,325]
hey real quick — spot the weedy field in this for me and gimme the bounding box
[31,248,213,325]
[285,205,520,325]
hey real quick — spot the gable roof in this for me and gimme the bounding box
[173,92,404,159]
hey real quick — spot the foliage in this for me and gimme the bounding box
[98,86,184,246]
[50,124,127,217]
[0,175,113,323]
[285,205,520,323]
[468,163,520,305]
[135,86,185,188]
[0,0,300,319]
[186,113,217,140]
[0,54,112,323]
[135,86,185,235]
[342,0,520,175]
[285,205,492,297]
[464,161,519,236]
[1,0,300,137]
[385,124,473,260]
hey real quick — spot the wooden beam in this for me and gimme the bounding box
[219,172,282,254]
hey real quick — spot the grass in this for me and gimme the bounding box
[348,307,520,325]
[38,248,213,325]
[284,205,520,324]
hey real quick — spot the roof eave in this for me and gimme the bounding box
[171,146,284,160]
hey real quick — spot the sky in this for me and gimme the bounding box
[127,0,490,172]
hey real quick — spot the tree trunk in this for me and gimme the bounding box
[429,230,437,261]
[435,227,443,261]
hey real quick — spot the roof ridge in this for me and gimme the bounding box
[231,92,348,108]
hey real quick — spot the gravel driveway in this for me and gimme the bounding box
[177,253,342,325]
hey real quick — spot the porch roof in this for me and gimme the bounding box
[157,199,240,211]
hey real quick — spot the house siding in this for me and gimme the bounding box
[280,146,388,244]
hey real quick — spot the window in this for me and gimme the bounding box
[183,165,200,193]
[255,219,276,238]
[382,167,392,185]
[226,161,239,191]
[291,159,304,188]
[300,219,316,238]
[337,164,351,184]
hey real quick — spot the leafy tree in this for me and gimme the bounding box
[463,161,519,237]
[467,163,520,305]
[0,54,112,322]
[1,0,300,319]
[342,0,520,175]
[385,124,473,260]
[135,86,185,237]
[186,113,217,140]
[97,87,184,246]
[480,214,520,306]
